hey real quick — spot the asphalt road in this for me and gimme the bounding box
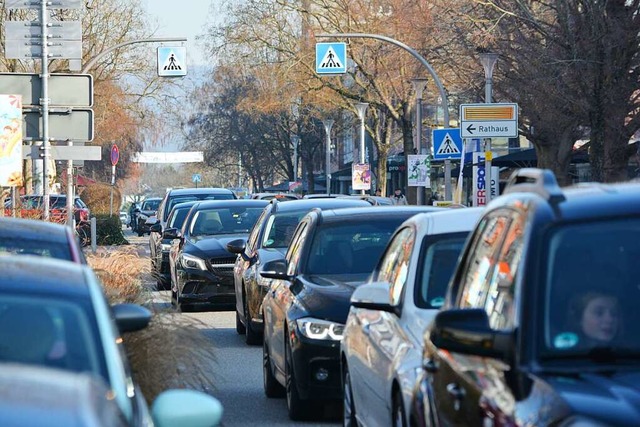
[123,227,340,427]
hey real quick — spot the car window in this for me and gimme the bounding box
[415,233,469,310]
[167,207,191,230]
[263,212,305,249]
[246,208,269,253]
[0,236,73,261]
[456,214,510,309]
[190,207,264,236]
[484,212,524,330]
[141,199,161,211]
[286,221,309,276]
[376,227,415,306]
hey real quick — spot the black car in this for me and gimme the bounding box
[260,206,439,420]
[150,200,199,290]
[136,197,162,236]
[149,188,237,288]
[227,197,370,345]
[411,169,640,427]
[168,199,269,311]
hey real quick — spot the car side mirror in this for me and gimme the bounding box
[260,259,290,280]
[152,389,223,427]
[112,303,152,333]
[350,281,400,316]
[428,308,513,359]
[226,238,247,254]
[163,227,180,240]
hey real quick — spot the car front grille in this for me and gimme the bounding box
[208,256,237,274]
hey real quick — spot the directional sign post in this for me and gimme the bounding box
[459,103,518,138]
[0,73,93,107]
[315,42,347,74]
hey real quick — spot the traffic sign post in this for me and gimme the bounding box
[459,103,518,138]
[192,173,202,188]
[0,73,93,107]
[315,42,347,74]
[158,47,187,77]
[110,144,119,217]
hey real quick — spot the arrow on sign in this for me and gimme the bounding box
[466,124,477,134]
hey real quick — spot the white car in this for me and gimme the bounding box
[340,208,483,427]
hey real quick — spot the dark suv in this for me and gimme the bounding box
[410,169,640,427]
[150,188,236,290]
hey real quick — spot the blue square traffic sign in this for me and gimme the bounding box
[432,128,463,160]
[315,43,347,74]
[157,47,187,77]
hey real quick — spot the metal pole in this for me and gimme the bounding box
[90,216,97,254]
[66,140,74,225]
[323,120,334,196]
[41,1,50,220]
[354,103,368,195]
[412,79,428,205]
[293,137,298,182]
[109,165,115,216]
[444,159,452,201]
[479,53,498,204]
[317,33,450,127]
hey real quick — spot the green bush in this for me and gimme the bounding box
[94,214,128,245]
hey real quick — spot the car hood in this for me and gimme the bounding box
[539,370,640,425]
[190,234,248,255]
[293,274,369,323]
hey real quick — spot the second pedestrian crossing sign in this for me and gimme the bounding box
[432,128,463,160]
[157,47,187,77]
[315,42,347,74]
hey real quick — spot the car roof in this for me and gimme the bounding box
[168,187,234,196]
[272,198,370,213]
[405,207,484,234]
[317,206,442,223]
[142,197,163,201]
[0,256,89,298]
[191,199,270,209]
[0,217,70,242]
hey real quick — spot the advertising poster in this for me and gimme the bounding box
[408,154,430,187]
[472,152,486,206]
[0,95,23,187]
[352,163,371,190]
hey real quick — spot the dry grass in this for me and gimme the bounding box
[87,248,218,403]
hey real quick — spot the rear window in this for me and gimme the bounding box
[165,192,235,218]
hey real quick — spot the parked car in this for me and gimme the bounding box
[119,211,129,226]
[411,169,640,427]
[0,256,223,426]
[341,207,483,427]
[149,187,237,287]
[250,192,299,201]
[4,194,90,224]
[150,200,199,290]
[167,199,269,312]
[260,206,440,420]
[135,197,162,236]
[0,217,87,264]
[227,197,371,345]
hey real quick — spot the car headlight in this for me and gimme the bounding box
[161,243,172,251]
[296,318,344,341]
[180,253,207,270]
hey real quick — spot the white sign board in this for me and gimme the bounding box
[460,103,518,138]
[132,151,203,163]
[407,154,431,187]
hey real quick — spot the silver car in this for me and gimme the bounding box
[340,208,483,427]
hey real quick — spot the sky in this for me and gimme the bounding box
[144,0,216,67]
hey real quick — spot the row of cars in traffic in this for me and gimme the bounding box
[148,170,640,426]
[0,216,223,425]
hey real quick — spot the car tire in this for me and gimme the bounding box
[244,294,261,345]
[263,339,285,398]
[343,366,357,427]
[285,337,314,420]
[236,311,246,335]
[392,390,407,427]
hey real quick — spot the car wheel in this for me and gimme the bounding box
[170,289,177,307]
[236,311,246,335]
[285,337,314,420]
[392,390,407,427]
[343,365,357,427]
[263,338,285,398]
[244,294,261,345]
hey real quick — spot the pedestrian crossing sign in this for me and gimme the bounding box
[432,128,463,160]
[157,47,187,77]
[315,42,347,74]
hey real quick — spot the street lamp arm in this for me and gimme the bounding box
[81,37,187,74]
[316,33,450,127]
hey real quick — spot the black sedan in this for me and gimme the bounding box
[227,197,370,345]
[168,199,269,311]
[260,206,439,420]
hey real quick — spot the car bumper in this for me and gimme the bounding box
[290,332,342,401]
[179,268,236,306]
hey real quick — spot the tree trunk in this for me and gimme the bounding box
[534,128,575,187]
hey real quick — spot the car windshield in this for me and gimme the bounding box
[0,295,107,383]
[262,212,306,249]
[414,233,469,309]
[167,193,235,215]
[306,219,403,275]
[0,237,72,261]
[190,207,264,236]
[141,199,161,211]
[543,218,640,359]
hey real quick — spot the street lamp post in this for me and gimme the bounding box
[322,119,334,196]
[411,78,428,205]
[354,102,369,195]
[479,52,499,204]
